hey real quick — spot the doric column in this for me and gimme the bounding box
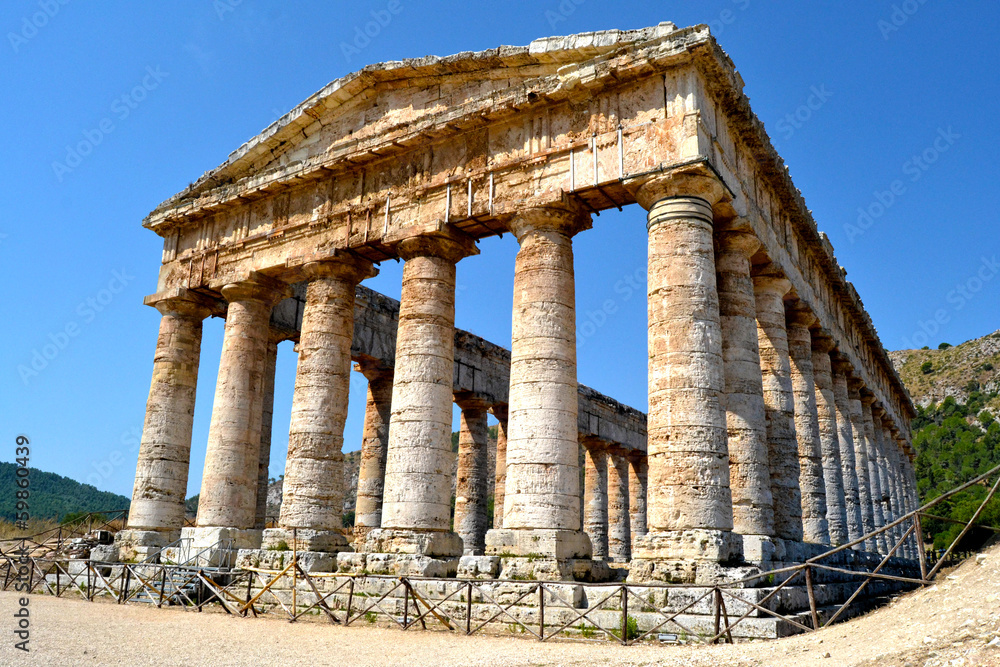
[270,258,374,552]
[888,433,908,555]
[714,228,772,543]
[372,230,477,559]
[485,204,594,565]
[905,456,921,558]
[862,397,888,553]
[625,172,739,581]
[786,302,828,545]
[198,273,290,532]
[847,378,876,551]
[607,452,631,562]
[753,269,803,543]
[811,331,848,545]
[582,440,609,560]
[255,335,280,530]
[830,355,864,546]
[128,290,213,535]
[877,417,898,546]
[628,455,648,551]
[352,363,393,542]
[492,406,508,530]
[454,398,490,556]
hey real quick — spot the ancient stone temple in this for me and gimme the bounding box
[121,22,917,592]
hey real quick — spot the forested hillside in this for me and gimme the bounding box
[0,462,130,522]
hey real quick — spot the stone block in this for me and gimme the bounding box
[457,555,500,579]
[90,544,119,563]
[261,527,349,553]
[485,528,591,560]
[363,529,462,557]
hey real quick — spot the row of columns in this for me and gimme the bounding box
[128,169,919,578]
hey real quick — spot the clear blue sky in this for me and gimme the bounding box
[2,1,997,500]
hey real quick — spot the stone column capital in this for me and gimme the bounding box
[830,353,854,377]
[353,360,393,383]
[785,299,817,329]
[454,393,491,413]
[507,203,592,242]
[630,170,727,211]
[859,390,877,407]
[146,288,216,320]
[847,376,865,394]
[220,272,291,306]
[715,228,761,259]
[490,404,509,423]
[751,265,792,297]
[395,226,478,263]
[810,329,836,354]
[303,255,377,284]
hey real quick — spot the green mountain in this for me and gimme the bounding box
[0,462,130,523]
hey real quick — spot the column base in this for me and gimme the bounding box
[163,527,262,567]
[739,534,777,566]
[261,527,350,553]
[362,528,463,558]
[235,548,338,573]
[628,529,747,584]
[484,528,592,560]
[336,550,459,578]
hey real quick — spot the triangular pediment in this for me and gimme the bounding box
[149,22,693,218]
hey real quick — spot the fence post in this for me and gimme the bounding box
[620,585,628,645]
[805,566,819,630]
[159,567,168,608]
[345,578,354,625]
[403,580,410,629]
[914,513,929,582]
[291,528,297,621]
[466,581,473,635]
[713,588,722,643]
[120,565,131,604]
[539,584,545,640]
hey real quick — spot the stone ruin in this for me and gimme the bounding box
[114,22,922,637]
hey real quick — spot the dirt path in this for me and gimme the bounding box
[1,544,999,666]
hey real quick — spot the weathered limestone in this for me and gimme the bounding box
[486,204,595,574]
[831,356,864,547]
[785,302,828,545]
[627,172,741,583]
[875,416,897,549]
[454,399,490,556]
[492,406,508,530]
[714,228,773,544]
[811,332,848,546]
[270,258,375,552]
[861,395,888,553]
[628,455,648,551]
[353,364,393,542]
[607,453,631,562]
[887,434,907,553]
[197,273,290,533]
[582,441,609,560]
[371,230,477,562]
[847,378,877,552]
[753,269,803,543]
[255,336,279,530]
[127,290,213,536]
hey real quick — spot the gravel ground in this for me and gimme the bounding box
[1,544,999,667]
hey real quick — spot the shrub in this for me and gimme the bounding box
[921,361,934,374]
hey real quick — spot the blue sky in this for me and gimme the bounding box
[1,1,997,500]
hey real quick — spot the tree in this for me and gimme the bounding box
[921,360,934,374]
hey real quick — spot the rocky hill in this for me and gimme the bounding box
[890,330,1000,407]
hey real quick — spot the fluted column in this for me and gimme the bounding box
[786,302,828,545]
[198,274,290,531]
[628,455,648,552]
[877,417,898,547]
[454,399,490,555]
[862,397,888,553]
[271,259,374,551]
[373,231,477,558]
[811,332,848,545]
[831,356,863,546]
[626,173,739,580]
[753,269,803,543]
[353,364,393,542]
[715,228,772,542]
[847,378,876,551]
[888,434,908,556]
[492,406,508,530]
[607,452,631,562]
[255,336,280,530]
[128,290,213,534]
[485,204,593,563]
[582,440,609,560]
